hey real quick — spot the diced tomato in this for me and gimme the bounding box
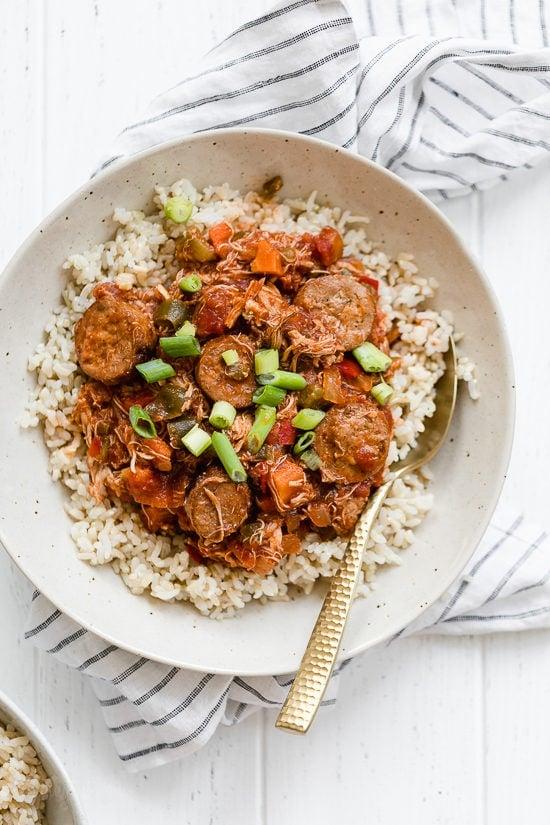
[265,418,296,446]
[337,358,362,380]
[313,227,344,267]
[194,304,227,337]
[250,239,283,276]
[358,274,380,291]
[208,222,233,255]
[88,436,102,459]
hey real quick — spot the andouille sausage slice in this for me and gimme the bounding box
[184,468,252,544]
[75,283,157,384]
[315,399,393,483]
[195,334,256,408]
[293,272,377,351]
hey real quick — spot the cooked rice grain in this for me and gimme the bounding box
[0,721,52,825]
[22,180,472,617]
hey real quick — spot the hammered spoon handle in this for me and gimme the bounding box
[275,482,390,734]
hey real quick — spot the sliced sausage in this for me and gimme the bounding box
[195,334,256,408]
[184,468,252,544]
[75,283,157,384]
[315,400,393,484]
[293,272,377,351]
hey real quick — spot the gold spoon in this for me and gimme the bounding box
[276,338,458,734]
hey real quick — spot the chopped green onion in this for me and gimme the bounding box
[164,196,193,224]
[301,449,321,471]
[175,321,196,337]
[292,408,325,430]
[179,273,202,293]
[211,431,247,482]
[128,405,157,439]
[247,405,277,454]
[252,385,286,407]
[293,431,315,456]
[136,359,176,383]
[221,349,239,366]
[209,401,237,430]
[166,417,196,447]
[352,341,392,373]
[257,370,307,391]
[153,299,189,330]
[159,335,201,357]
[254,348,279,375]
[182,424,211,457]
[371,381,393,405]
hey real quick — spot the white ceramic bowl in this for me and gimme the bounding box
[0,129,514,675]
[0,689,87,824]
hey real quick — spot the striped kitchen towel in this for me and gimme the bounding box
[27,503,549,771]
[26,0,550,770]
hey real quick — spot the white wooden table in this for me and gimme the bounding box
[1,3,549,823]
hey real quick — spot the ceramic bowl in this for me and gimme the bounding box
[0,129,514,675]
[0,688,87,824]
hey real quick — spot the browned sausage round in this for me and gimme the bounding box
[195,334,256,408]
[315,400,393,483]
[75,284,157,384]
[293,272,377,351]
[184,468,252,544]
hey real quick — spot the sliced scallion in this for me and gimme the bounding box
[371,381,393,405]
[352,341,392,373]
[252,385,286,407]
[175,320,196,337]
[159,335,201,358]
[301,449,321,471]
[209,400,237,430]
[129,405,157,439]
[136,359,176,383]
[164,196,193,224]
[221,349,239,366]
[182,424,211,457]
[292,408,325,430]
[257,369,307,391]
[179,273,202,293]
[211,431,247,482]
[293,431,315,456]
[254,348,279,375]
[247,405,277,454]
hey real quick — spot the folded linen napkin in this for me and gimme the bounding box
[25,0,550,771]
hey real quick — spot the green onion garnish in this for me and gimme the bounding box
[292,408,325,430]
[136,359,176,383]
[293,431,315,456]
[159,335,201,358]
[179,273,202,293]
[129,405,157,439]
[175,321,196,337]
[257,370,307,391]
[211,431,247,482]
[254,348,279,375]
[247,405,277,454]
[371,381,393,405]
[182,424,211,457]
[209,400,237,430]
[301,449,321,471]
[221,349,239,366]
[252,385,286,407]
[352,341,392,373]
[164,196,193,224]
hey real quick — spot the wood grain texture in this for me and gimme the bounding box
[0,2,549,824]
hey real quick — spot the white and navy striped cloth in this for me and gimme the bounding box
[25,0,550,771]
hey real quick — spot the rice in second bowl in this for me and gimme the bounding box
[22,179,475,617]
[0,720,52,825]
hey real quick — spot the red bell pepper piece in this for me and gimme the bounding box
[337,358,362,380]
